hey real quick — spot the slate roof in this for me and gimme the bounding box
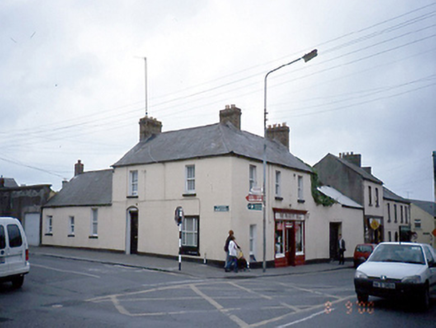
[113,122,312,173]
[409,199,436,217]
[318,185,363,209]
[44,170,112,207]
[383,187,410,204]
[330,154,383,184]
[1,178,19,188]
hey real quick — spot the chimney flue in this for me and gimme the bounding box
[266,122,290,150]
[139,116,162,141]
[219,105,241,130]
[74,160,84,176]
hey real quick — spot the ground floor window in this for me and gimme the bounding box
[182,216,199,255]
[249,224,257,261]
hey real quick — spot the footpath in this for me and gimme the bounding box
[29,246,353,280]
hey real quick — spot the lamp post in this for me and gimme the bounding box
[262,49,317,272]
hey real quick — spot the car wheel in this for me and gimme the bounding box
[357,293,368,303]
[12,275,24,288]
[421,285,430,311]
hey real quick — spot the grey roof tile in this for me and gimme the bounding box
[45,170,112,207]
[113,122,312,173]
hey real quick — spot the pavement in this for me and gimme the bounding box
[29,246,354,279]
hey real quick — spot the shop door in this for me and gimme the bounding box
[130,211,138,254]
[285,223,295,266]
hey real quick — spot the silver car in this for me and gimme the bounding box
[354,242,436,310]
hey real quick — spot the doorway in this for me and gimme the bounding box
[285,223,295,266]
[129,210,138,254]
[329,223,341,260]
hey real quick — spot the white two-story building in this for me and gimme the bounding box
[42,105,364,266]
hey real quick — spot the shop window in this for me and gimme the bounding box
[295,221,304,255]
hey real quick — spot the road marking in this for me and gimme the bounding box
[277,308,334,327]
[229,281,272,300]
[190,284,249,328]
[32,263,100,278]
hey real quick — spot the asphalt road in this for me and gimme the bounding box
[0,254,434,327]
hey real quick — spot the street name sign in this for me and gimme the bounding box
[247,203,262,211]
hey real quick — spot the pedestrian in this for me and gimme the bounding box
[225,236,239,273]
[224,230,234,268]
[338,234,346,265]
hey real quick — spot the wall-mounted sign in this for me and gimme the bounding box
[214,205,229,212]
[247,203,262,211]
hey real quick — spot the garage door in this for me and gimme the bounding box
[24,213,40,246]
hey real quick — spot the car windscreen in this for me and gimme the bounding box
[356,245,373,253]
[369,244,425,265]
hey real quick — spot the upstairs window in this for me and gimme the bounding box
[249,165,257,191]
[375,188,379,207]
[129,170,138,197]
[90,209,98,237]
[394,204,398,223]
[387,203,391,223]
[275,171,281,197]
[185,165,195,194]
[368,186,372,206]
[297,176,304,201]
[400,206,404,224]
[414,219,421,229]
[69,216,75,236]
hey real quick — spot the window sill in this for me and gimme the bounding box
[297,199,305,204]
[275,196,283,201]
[89,235,98,239]
[183,193,196,197]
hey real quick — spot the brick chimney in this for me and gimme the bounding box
[266,123,290,150]
[339,152,361,167]
[74,160,84,176]
[139,116,162,141]
[219,104,241,130]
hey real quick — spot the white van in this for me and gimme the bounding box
[0,217,30,288]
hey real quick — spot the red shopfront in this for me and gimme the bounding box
[274,208,307,267]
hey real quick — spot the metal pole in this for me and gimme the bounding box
[144,57,148,117]
[178,222,182,270]
[262,50,317,273]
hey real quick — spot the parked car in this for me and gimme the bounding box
[354,243,376,268]
[354,242,436,310]
[0,217,30,288]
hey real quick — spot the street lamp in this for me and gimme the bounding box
[262,49,318,272]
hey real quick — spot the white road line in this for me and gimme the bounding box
[190,284,249,328]
[277,308,335,328]
[32,263,100,278]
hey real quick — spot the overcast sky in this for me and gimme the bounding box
[1,1,435,202]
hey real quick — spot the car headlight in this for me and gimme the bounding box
[355,271,368,279]
[401,275,421,284]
